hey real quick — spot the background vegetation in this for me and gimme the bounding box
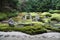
[0,0,60,35]
[0,0,60,20]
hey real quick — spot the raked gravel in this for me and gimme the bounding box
[0,32,60,40]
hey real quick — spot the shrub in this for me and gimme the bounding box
[50,27,60,32]
[16,25,47,35]
[0,23,60,35]
[49,10,60,13]
[44,25,60,32]
[51,17,60,22]
[0,13,7,20]
[45,14,52,17]
[0,12,18,20]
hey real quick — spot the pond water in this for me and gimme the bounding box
[0,32,60,40]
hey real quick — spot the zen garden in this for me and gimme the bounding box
[0,0,60,35]
[0,12,60,35]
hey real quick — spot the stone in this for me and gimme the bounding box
[0,35,3,37]
[4,35,10,37]
[8,18,15,27]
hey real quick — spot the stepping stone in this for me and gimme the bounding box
[4,35,10,37]
[0,35,3,37]
[12,35,16,37]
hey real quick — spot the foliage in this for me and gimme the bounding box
[51,14,60,21]
[19,0,60,12]
[0,0,20,20]
[0,13,7,20]
[0,23,60,35]
[0,12,18,20]
[0,0,60,12]
[0,0,20,12]
[49,10,60,13]
[20,0,51,12]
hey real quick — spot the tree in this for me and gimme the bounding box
[19,0,52,12]
[19,0,60,12]
[0,0,20,20]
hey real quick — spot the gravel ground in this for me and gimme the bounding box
[0,32,60,40]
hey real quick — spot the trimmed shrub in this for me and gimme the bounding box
[0,13,7,20]
[0,23,60,35]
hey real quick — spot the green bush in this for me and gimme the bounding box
[49,10,60,13]
[50,27,60,32]
[13,25,47,35]
[0,13,7,20]
[45,25,60,32]
[6,12,18,18]
[0,12,18,20]
[51,14,60,21]
[45,14,52,17]
[51,17,60,22]
[0,23,60,35]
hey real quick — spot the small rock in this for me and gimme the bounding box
[0,35,3,37]
[4,35,10,37]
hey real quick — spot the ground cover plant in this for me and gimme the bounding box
[0,12,60,35]
[0,18,60,35]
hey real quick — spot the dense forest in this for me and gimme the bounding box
[0,0,60,12]
[19,0,60,12]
